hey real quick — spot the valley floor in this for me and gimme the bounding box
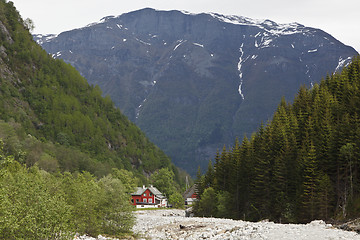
[132,209,360,240]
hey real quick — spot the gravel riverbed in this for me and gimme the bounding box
[132,209,360,240]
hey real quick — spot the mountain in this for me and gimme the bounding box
[34,8,358,174]
[0,2,178,181]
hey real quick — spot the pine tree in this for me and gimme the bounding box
[299,140,319,222]
[216,145,231,191]
[213,149,221,190]
[204,159,214,189]
[317,172,334,220]
[338,143,356,217]
[250,124,271,220]
[227,137,244,219]
[238,136,253,219]
[271,129,290,222]
[195,166,204,199]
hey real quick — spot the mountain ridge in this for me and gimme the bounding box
[34,8,358,175]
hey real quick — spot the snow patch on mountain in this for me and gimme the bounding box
[193,43,204,48]
[253,32,274,49]
[308,49,318,53]
[51,51,62,59]
[34,34,57,45]
[135,37,151,45]
[209,13,305,36]
[335,56,352,73]
[179,10,198,16]
[136,98,147,119]
[174,40,187,51]
[238,43,246,100]
[209,13,265,26]
[86,16,115,28]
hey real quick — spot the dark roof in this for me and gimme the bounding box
[183,185,196,198]
[131,185,166,199]
[132,187,146,195]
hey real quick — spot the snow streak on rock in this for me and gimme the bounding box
[34,34,57,45]
[335,56,352,73]
[209,13,305,36]
[238,43,245,100]
[174,40,187,51]
[136,98,147,119]
[308,49,318,53]
[135,37,151,46]
[253,32,273,49]
[193,43,204,48]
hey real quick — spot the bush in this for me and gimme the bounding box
[0,159,73,239]
[169,192,185,209]
[0,154,135,238]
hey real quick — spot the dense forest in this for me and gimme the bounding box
[0,1,186,237]
[194,56,360,223]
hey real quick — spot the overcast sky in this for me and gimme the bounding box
[9,0,360,52]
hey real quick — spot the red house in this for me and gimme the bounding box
[131,185,167,208]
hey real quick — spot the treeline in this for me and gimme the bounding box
[194,56,360,223]
[0,142,135,239]
[0,0,181,182]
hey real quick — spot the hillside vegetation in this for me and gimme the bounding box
[195,56,360,223]
[0,147,135,238]
[0,1,179,181]
[0,1,185,237]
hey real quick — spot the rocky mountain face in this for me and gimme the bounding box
[34,8,358,175]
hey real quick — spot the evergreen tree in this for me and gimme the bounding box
[204,159,214,189]
[300,140,318,221]
[317,173,334,220]
[250,124,271,220]
[196,187,217,217]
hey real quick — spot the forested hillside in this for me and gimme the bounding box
[0,1,187,237]
[0,1,180,181]
[195,56,360,223]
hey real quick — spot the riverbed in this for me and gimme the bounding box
[133,209,360,240]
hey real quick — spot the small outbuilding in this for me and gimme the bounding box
[183,185,197,205]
